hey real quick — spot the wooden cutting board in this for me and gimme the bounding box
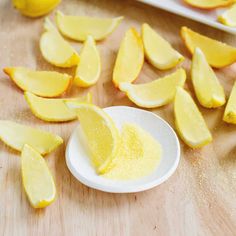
[0,0,236,235]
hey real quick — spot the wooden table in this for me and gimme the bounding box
[0,0,236,235]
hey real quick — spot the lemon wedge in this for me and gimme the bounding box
[223,82,236,124]
[174,87,212,148]
[4,67,71,97]
[119,68,186,108]
[181,26,236,68]
[25,92,92,122]
[218,4,236,27]
[40,18,79,68]
[74,36,101,87]
[0,120,63,155]
[183,0,233,9]
[56,11,123,41]
[113,28,144,87]
[21,144,56,208]
[13,0,61,17]
[65,103,120,174]
[142,23,184,70]
[191,48,225,108]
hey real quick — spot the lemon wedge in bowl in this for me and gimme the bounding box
[223,82,236,124]
[4,67,71,97]
[40,18,79,68]
[56,11,123,41]
[65,103,120,174]
[25,92,92,122]
[0,120,63,155]
[218,4,236,27]
[119,68,186,108]
[181,26,236,68]
[21,144,56,208]
[142,23,184,70]
[113,28,144,87]
[174,87,212,148]
[191,48,225,108]
[74,36,101,87]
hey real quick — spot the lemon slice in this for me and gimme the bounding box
[113,28,144,87]
[0,120,63,155]
[13,0,61,17]
[223,82,236,124]
[56,11,123,41]
[142,23,184,70]
[218,4,236,27]
[181,26,236,68]
[25,92,92,122]
[21,144,56,208]
[40,18,79,68]
[74,36,101,87]
[184,0,233,9]
[4,67,71,97]
[191,48,225,108]
[119,68,186,108]
[65,103,120,174]
[174,87,212,148]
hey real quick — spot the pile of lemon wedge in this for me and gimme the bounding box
[2,11,124,208]
[4,6,236,210]
[0,120,63,208]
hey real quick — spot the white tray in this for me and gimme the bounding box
[139,0,236,35]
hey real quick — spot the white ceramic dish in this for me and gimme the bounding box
[66,106,180,193]
[139,0,236,35]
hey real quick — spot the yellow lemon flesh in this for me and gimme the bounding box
[65,103,120,174]
[223,82,236,124]
[56,11,123,41]
[142,23,184,70]
[218,4,236,27]
[184,0,233,9]
[40,18,79,68]
[181,26,236,68]
[191,48,225,108]
[174,87,212,148]
[4,67,71,97]
[0,120,63,155]
[103,123,162,180]
[113,28,144,87]
[21,144,56,208]
[13,0,61,17]
[74,36,101,87]
[25,92,92,122]
[119,68,186,108]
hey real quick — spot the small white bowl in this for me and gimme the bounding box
[66,106,180,193]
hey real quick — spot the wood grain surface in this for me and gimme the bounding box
[0,0,236,235]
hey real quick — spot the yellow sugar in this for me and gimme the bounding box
[103,123,162,180]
